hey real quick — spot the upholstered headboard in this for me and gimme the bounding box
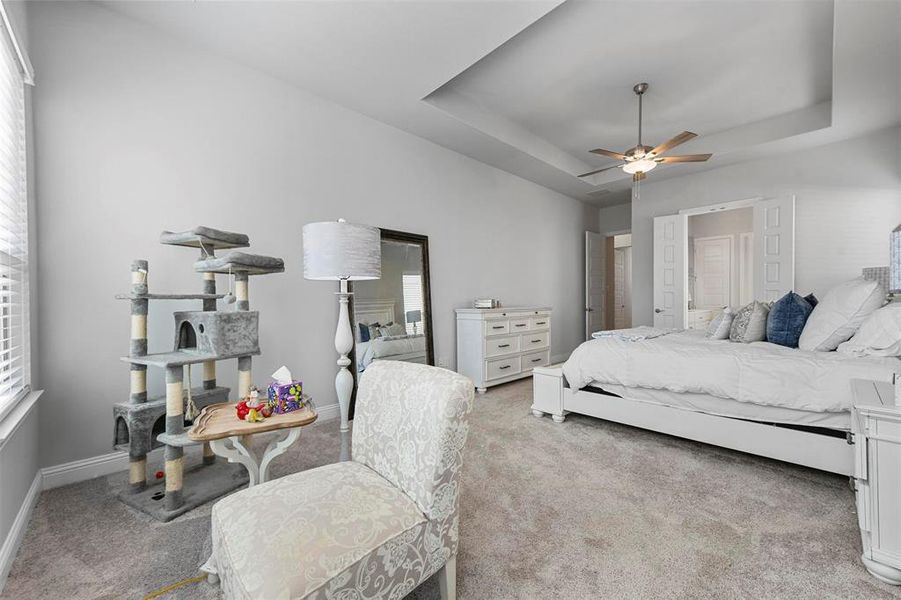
[354,299,396,340]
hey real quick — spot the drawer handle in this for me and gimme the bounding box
[498,344,510,348]
[531,358,541,363]
[536,321,546,325]
[499,365,511,370]
[515,324,526,328]
[531,339,541,343]
[492,325,504,330]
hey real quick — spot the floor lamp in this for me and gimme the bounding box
[303,219,381,432]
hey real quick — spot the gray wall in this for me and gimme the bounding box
[631,126,901,325]
[29,1,595,467]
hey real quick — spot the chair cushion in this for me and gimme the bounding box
[210,461,427,600]
[766,292,814,348]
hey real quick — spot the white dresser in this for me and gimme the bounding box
[456,307,552,393]
[851,379,901,586]
[687,308,717,330]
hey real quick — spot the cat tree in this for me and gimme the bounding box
[113,226,284,521]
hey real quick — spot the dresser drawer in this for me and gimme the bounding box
[485,335,520,358]
[529,316,550,330]
[485,356,521,380]
[484,320,509,336]
[510,318,530,333]
[522,331,549,351]
[521,349,550,371]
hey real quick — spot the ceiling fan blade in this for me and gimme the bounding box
[589,148,627,160]
[655,153,712,163]
[633,172,646,182]
[648,131,697,157]
[578,164,624,178]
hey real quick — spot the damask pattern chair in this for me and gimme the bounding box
[204,360,474,599]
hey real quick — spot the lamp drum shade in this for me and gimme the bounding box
[302,220,381,281]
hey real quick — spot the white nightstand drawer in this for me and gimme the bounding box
[485,356,521,380]
[521,349,550,370]
[529,316,550,330]
[485,335,520,358]
[484,320,509,336]
[509,318,530,332]
[522,331,549,350]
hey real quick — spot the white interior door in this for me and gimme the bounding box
[753,196,795,302]
[694,235,732,308]
[585,231,604,338]
[653,215,686,328]
[614,248,625,328]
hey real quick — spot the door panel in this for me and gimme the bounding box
[694,235,732,308]
[753,196,795,302]
[585,231,604,338]
[653,215,686,328]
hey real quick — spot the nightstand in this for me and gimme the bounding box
[851,379,901,585]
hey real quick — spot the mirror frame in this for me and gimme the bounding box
[347,228,435,420]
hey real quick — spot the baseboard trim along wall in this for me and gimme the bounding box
[41,402,340,490]
[0,471,41,593]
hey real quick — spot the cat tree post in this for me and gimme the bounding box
[201,250,217,466]
[164,365,185,512]
[128,260,149,492]
[236,272,251,398]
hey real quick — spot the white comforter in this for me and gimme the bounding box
[563,329,900,413]
[357,334,426,370]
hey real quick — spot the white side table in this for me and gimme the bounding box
[531,364,566,423]
[851,379,901,585]
[189,402,318,487]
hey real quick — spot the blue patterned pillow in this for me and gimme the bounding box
[767,292,814,348]
[358,322,370,342]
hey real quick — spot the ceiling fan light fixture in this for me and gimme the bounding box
[622,159,656,175]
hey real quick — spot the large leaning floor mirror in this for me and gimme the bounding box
[349,228,434,413]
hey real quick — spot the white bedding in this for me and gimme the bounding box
[563,329,900,413]
[357,334,426,370]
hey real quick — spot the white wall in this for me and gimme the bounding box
[29,1,595,467]
[632,126,901,325]
[599,202,631,236]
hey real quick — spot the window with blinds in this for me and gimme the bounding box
[402,274,423,335]
[0,17,29,417]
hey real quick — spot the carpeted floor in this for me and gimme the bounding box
[4,379,900,599]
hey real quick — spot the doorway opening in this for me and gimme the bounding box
[687,207,753,330]
[606,233,632,330]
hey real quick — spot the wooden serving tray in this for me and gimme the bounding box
[188,402,318,441]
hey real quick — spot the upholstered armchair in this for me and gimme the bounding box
[204,360,475,599]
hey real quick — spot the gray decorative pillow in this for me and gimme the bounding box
[705,307,734,339]
[730,301,770,343]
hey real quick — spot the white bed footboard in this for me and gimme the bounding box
[532,365,854,476]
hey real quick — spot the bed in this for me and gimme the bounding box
[534,328,901,475]
[353,298,428,372]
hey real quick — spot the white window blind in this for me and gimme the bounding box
[0,16,29,417]
[402,274,423,335]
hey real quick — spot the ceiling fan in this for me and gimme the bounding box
[579,82,712,182]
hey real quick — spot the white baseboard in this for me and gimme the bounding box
[0,470,41,593]
[41,451,130,491]
[314,402,339,422]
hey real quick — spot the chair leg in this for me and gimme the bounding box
[438,555,456,600]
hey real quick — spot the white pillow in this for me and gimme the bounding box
[837,303,901,357]
[798,278,885,352]
[729,301,769,343]
[705,307,734,340]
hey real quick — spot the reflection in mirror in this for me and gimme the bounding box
[351,231,433,378]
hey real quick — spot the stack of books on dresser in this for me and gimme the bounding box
[474,298,499,309]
